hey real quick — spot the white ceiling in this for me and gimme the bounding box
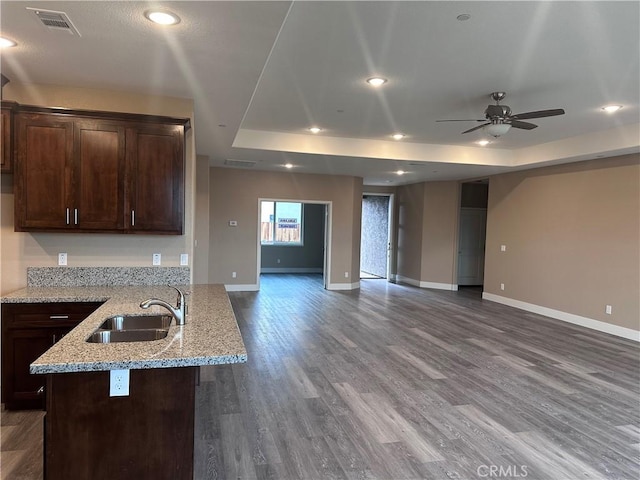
[1,1,638,185]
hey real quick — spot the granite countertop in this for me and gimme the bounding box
[2,284,247,374]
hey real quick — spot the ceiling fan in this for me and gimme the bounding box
[436,92,565,137]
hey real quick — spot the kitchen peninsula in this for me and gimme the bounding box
[1,280,247,480]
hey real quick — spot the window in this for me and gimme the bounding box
[260,201,303,245]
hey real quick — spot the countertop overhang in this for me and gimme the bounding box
[2,284,247,374]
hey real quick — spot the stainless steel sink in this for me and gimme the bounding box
[87,314,173,343]
[98,314,172,331]
[87,329,169,343]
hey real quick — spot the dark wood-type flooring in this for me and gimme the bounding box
[2,274,639,479]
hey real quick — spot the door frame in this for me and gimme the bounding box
[256,198,332,290]
[360,192,395,282]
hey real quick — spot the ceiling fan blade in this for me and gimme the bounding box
[462,123,489,134]
[510,108,565,120]
[509,120,538,130]
[436,119,486,122]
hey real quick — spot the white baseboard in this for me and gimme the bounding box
[482,292,640,342]
[224,284,259,292]
[396,275,458,291]
[327,281,360,291]
[261,267,323,273]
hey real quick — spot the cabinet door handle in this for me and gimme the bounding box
[50,315,69,319]
[37,386,45,395]
[66,208,70,225]
[74,208,78,225]
[131,210,135,226]
[52,333,56,344]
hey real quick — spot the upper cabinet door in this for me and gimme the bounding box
[74,120,126,231]
[1,102,15,173]
[14,113,74,230]
[126,124,185,235]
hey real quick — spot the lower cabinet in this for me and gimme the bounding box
[45,367,196,480]
[1,302,103,410]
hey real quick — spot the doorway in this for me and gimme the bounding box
[360,194,393,280]
[457,181,488,287]
[257,199,331,289]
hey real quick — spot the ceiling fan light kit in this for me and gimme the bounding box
[485,123,511,137]
[437,92,565,137]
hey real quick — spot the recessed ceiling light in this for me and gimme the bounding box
[145,10,181,25]
[456,14,471,21]
[392,133,405,140]
[284,163,293,169]
[396,170,406,175]
[477,140,490,146]
[366,77,387,87]
[602,105,622,113]
[0,37,17,48]
[308,127,322,134]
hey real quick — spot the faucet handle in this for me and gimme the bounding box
[183,291,190,316]
[168,285,185,307]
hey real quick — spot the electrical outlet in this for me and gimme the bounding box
[58,253,67,266]
[500,283,505,291]
[500,245,507,252]
[109,369,130,397]
[180,253,189,266]
[605,305,612,315]
[232,271,237,278]
[277,258,281,264]
[152,253,161,266]
[344,271,349,278]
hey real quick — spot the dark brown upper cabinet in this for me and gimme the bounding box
[1,101,17,173]
[12,104,189,235]
[126,124,184,234]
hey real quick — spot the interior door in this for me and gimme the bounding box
[457,208,487,286]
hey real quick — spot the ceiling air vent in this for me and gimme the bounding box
[224,159,257,168]
[27,7,81,36]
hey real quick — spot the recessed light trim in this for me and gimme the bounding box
[308,127,322,134]
[457,14,471,21]
[366,77,387,87]
[392,133,405,140]
[602,105,622,113]
[477,140,490,146]
[0,37,17,48]
[396,170,406,175]
[284,163,294,169]
[145,10,181,25]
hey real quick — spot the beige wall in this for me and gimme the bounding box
[193,155,211,284]
[421,181,459,286]
[209,168,363,288]
[396,182,425,281]
[485,154,640,331]
[0,83,196,295]
[396,181,459,286]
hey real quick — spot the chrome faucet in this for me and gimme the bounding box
[140,286,187,325]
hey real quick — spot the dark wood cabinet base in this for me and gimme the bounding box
[45,367,196,480]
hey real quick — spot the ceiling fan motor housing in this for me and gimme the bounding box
[485,104,512,120]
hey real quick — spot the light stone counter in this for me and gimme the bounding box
[1,284,247,374]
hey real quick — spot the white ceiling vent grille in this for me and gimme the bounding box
[224,159,257,168]
[27,8,81,36]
